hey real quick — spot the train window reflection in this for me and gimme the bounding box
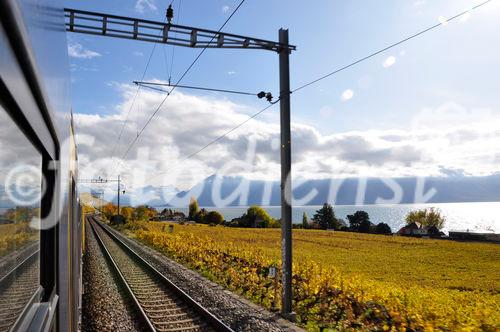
[0,105,41,331]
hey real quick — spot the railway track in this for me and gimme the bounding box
[89,217,233,332]
[0,251,40,332]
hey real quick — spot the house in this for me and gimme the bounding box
[397,222,428,236]
[337,219,348,228]
[398,223,447,238]
[172,211,186,222]
[449,230,500,243]
[427,226,446,238]
[0,216,13,225]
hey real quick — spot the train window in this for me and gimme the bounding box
[0,105,42,330]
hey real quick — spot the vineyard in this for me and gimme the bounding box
[121,222,499,331]
[0,222,38,257]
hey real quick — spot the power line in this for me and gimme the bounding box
[291,0,493,94]
[120,0,246,159]
[113,0,181,160]
[140,0,494,183]
[110,18,166,159]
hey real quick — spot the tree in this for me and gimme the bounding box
[205,211,224,225]
[188,197,200,220]
[376,222,392,234]
[101,203,117,220]
[312,203,339,230]
[134,205,155,221]
[347,211,370,231]
[161,208,172,217]
[405,208,445,230]
[240,206,275,228]
[196,208,208,223]
[121,206,134,221]
[358,219,372,233]
[302,212,309,229]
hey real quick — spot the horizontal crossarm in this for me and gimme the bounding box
[64,8,296,53]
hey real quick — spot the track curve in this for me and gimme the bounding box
[89,217,233,332]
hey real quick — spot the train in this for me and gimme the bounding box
[0,0,82,331]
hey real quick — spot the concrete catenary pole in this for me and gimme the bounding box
[279,28,293,317]
[117,174,121,215]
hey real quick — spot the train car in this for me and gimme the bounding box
[0,0,81,331]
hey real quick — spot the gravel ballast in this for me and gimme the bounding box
[82,222,145,332]
[101,222,304,332]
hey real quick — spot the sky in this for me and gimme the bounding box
[65,0,500,196]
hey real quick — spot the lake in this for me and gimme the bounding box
[157,202,500,234]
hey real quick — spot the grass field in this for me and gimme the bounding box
[122,222,500,331]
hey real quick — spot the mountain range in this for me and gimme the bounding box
[115,174,500,207]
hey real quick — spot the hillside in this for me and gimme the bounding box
[124,222,500,330]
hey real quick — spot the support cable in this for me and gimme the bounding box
[291,0,493,94]
[144,99,279,183]
[120,0,246,160]
[133,81,274,100]
[168,0,182,83]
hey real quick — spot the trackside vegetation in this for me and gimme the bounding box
[119,221,500,331]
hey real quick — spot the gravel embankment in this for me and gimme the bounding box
[101,222,305,332]
[0,242,38,280]
[82,222,145,332]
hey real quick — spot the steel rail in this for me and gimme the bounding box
[90,217,234,332]
[88,217,156,331]
[0,249,40,332]
[0,246,39,286]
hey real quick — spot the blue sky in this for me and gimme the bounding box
[67,0,500,132]
[67,0,500,192]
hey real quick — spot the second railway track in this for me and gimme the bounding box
[89,217,233,332]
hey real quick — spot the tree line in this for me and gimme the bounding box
[101,197,446,236]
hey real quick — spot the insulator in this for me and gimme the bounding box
[166,5,174,23]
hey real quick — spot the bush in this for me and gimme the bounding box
[359,219,372,233]
[241,206,275,228]
[204,211,224,225]
[110,215,126,226]
[376,223,392,234]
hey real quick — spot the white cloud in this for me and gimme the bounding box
[72,83,500,192]
[383,55,396,68]
[222,5,230,13]
[135,0,157,13]
[341,89,354,101]
[68,42,101,59]
[227,71,236,75]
